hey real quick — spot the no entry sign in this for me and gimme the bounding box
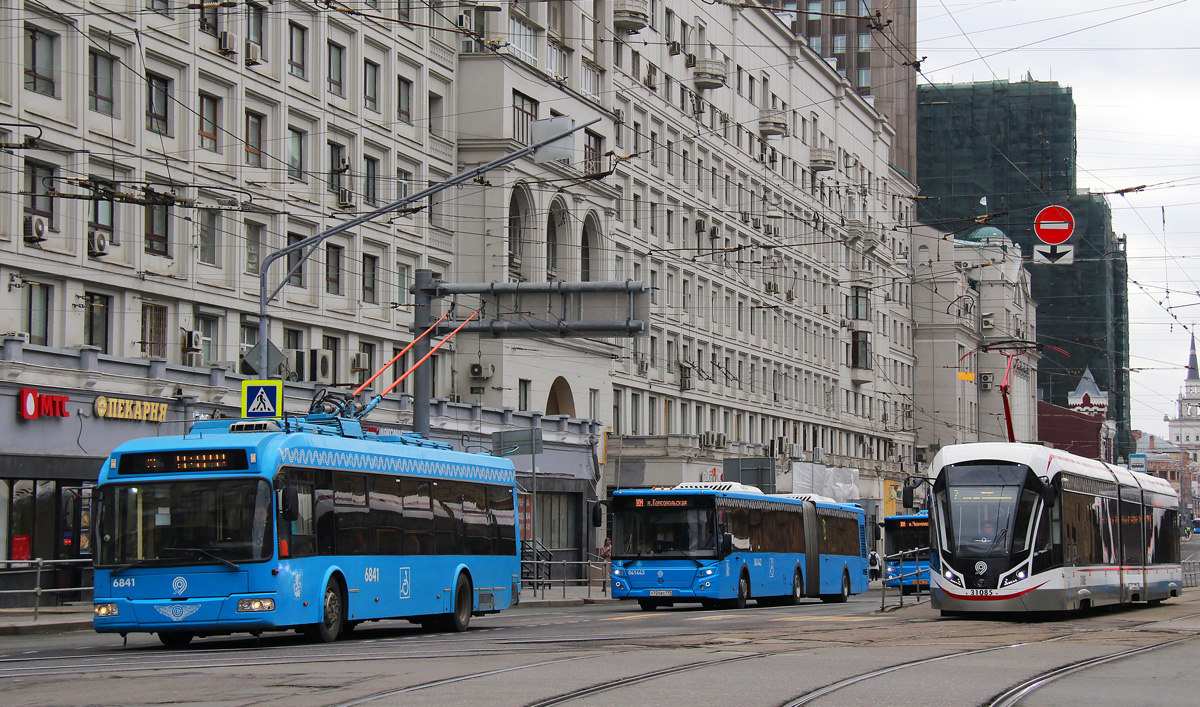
[1034,205,1074,245]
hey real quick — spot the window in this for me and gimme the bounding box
[326,244,343,295]
[247,2,265,47]
[857,33,871,52]
[89,178,115,243]
[519,379,531,410]
[364,156,379,204]
[513,91,537,144]
[22,283,52,346]
[547,42,567,80]
[508,18,537,66]
[362,254,378,303]
[89,51,115,115]
[832,35,846,54]
[84,292,111,353]
[323,335,340,382]
[396,168,412,200]
[851,331,870,369]
[396,261,411,301]
[328,142,346,192]
[245,222,262,274]
[145,201,169,256]
[198,94,219,151]
[397,77,412,123]
[147,73,170,134]
[287,127,305,180]
[857,68,870,89]
[286,233,305,286]
[289,23,307,78]
[24,27,56,96]
[364,60,379,111]
[24,160,55,226]
[581,62,601,101]
[398,0,410,18]
[327,42,344,95]
[197,209,218,265]
[584,130,603,173]
[196,315,218,365]
[141,303,167,358]
[245,111,264,166]
[148,0,170,14]
[809,36,822,54]
[199,4,218,35]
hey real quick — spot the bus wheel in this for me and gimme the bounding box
[637,599,658,611]
[307,578,345,643]
[158,632,193,648]
[444,574,473,632]
[822,571,851,603]
[725,573,749,610]
[790,568,804,605]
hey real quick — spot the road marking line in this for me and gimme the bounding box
[686,615,740,621]
[769,616,874,622]
[601,614,659,621]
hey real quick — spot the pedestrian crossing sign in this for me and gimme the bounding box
[241,380,283,419]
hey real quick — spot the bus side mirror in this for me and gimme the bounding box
[282,486,300,522]
[902,485,915,509]
[720,533,733,557]
[591,501,605,527]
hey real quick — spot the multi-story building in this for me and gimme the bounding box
[911,225,1037,458]
[916,79,1132,459]
[0,0,918,569]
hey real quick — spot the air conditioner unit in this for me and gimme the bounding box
[981,314,995,329]
[668,40,681,55]
[245,41,263,65]
[337,188,355,208]
[182,330,202,352]
[613,108,625,124]
[87,230,109,257]
[740,212,750,223]
[350,352,371,372]
[679,365,693,391]
[699,431,713,447]
[284,348,305,381]
[914,448,929,463]
[218,31,238,54]
[685,53,697,68]
[182,351,203,367]
[709,226,719,240]
[714,433,727,448]
[788,443,802,458]
[811,446,824,463]
[980,372,994,391]
[308,348,334,384]
[636,358,649,376]
[785,289,795,301]
[469,362,495,379]
[695,220,707,234]
[23,215,48,244]
[643,73,655,89]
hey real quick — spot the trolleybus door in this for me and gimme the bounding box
[802,500,821,598]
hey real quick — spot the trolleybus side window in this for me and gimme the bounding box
[401,478,433,555]
[463,484,492,555]
[371,475,404,554]
[489,484,517,556]
[335,473,371,555]
[433,480,464,555]
[315,471,336,555]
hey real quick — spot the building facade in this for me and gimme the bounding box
[916,79,1132,460]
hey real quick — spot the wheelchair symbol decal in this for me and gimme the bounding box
[399,567,411,599]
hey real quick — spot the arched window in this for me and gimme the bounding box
[547,200,568,281]
[508,187,534,281]
[581,212,602,282]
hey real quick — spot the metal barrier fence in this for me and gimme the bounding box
[521,559,609,601]
[1185,561,1200,589]
[0,558,93,620]
[879,548,929,611]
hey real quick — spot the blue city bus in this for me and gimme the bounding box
[92,414,519,647]
[608,483,868,609]
[882,511,931,592]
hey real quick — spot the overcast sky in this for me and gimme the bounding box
[914,0,1200,438]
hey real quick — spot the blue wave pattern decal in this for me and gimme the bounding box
[278,446,515,484]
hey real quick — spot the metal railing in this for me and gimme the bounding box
[879,548,929,611]
[1184,561,1200,589]
[520,559,609,601]
[0,558,93,620]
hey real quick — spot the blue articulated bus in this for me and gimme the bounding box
[882,511,931,592]
[608,483,868,610]
[92,414,519,647]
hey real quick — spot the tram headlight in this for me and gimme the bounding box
[1001,569,1029,588]
[94,603,119,617]
[237,598,275,612]
[942,568,963,587]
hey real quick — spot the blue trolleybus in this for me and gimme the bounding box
[92,414,519,646]
[924,442,1181,614]
[882,511,931,592]
[608,483,868,609]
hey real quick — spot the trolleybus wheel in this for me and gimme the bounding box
[790,568,804,605]
[158,632,193,648]
[637,599,658,611]
[307,578,345,643]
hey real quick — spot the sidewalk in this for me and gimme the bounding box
[0,586,619,637]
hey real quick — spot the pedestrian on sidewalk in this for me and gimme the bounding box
[868,549,881,582]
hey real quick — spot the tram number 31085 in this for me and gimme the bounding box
[968,589,994,596]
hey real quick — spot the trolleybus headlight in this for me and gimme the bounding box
[94,603,119,617]
[237,598,275,612]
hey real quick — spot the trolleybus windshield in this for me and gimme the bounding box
[96,478,274,567]
[611,495,717,559]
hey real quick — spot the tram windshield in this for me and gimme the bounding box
[96,479,274,567]
[935,463,1040,559]
[611,495,718,559]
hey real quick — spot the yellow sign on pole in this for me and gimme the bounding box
[241,380,283,419]
[957,371,976,382]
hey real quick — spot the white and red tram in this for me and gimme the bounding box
[924,443,1182,614]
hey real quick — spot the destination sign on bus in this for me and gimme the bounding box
[895,519,929,529]
[118,449,249,475]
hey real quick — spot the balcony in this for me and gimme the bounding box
[693,58,728,90]
[810,147,836,171]
[613,0,649,32]
[758,108,789,138]
[849,366,874,386]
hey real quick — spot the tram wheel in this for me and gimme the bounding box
[158,632,193,649]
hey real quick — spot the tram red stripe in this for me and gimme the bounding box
[940,581,1048,601]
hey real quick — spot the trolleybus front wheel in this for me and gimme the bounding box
[158,632,193,648]
[306,578,345,643]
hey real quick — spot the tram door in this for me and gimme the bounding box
[802,500,821,598]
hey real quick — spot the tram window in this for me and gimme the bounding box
[1119,499,1144,566]
[1010,488,1039,554]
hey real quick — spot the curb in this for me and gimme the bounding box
[0,619,94,636]
[516,597,621,609]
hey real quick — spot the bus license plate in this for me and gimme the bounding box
[648,590,673,596]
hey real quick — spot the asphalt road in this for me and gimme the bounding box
[4,535,1199,707]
